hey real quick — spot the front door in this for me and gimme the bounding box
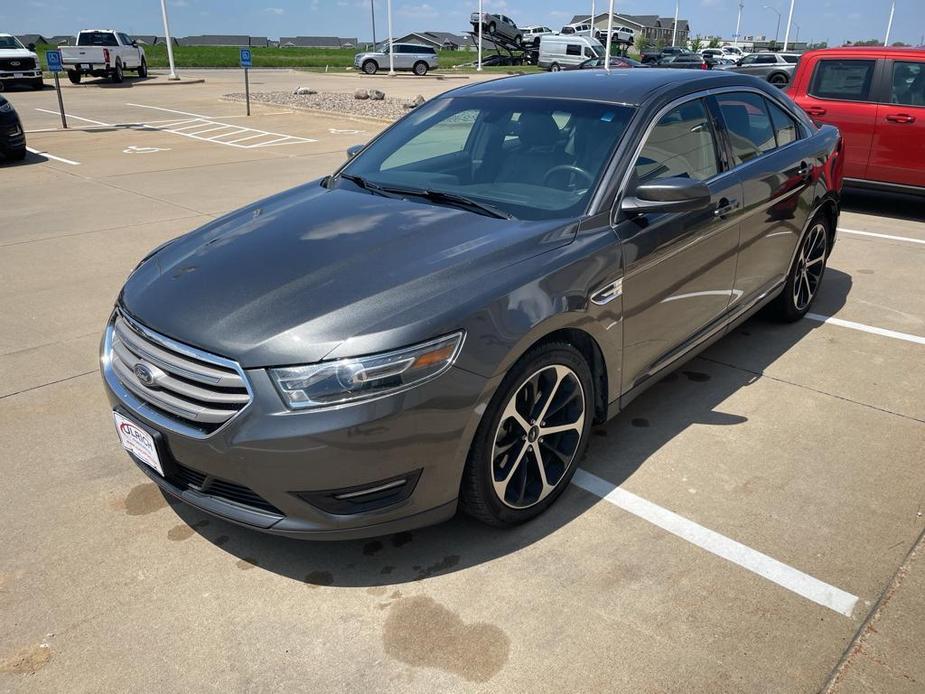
[615,97,742,393]
[868,59,925,188]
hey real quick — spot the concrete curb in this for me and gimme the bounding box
[219,95,396,124]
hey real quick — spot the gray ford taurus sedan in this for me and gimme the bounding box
[101,70,844,539]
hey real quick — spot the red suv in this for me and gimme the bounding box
[788,47,925,192]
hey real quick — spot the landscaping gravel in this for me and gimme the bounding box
[224,90,411,121]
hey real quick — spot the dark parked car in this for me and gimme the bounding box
[0,94,26,161]
[718,52,800,86]
[656,53,709,70]
[102,70,843,539]
[577,56,646,70]
[641,45,690,64]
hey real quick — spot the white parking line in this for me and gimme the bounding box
[838,228,925,246]
[25,147,80,165]
[35,108,111,127]
[571,469,860,617]
[805,314,925,345]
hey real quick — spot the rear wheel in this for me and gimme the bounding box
[771,215,830,321]
[550,62,561,72]
[514,34,523,46]
[413,61,428,76]
[362,59,378,75]
[460,342,593,527]
[137,58,148,78]
[67,70,81,84]
[488,22,497,35]
[111,60,124,83]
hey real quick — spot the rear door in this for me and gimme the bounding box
[615,96,743,392]
[868,58,925,187]
[714,91,817,304]
[797,56,881,180]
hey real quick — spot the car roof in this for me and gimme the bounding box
[801,46,925,60]
[446,69,763,107]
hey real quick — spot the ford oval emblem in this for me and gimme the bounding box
[10,61,20,67]
[133,362,156,387]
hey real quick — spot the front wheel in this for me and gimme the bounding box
[362,59,378,75]
[514,34,523,47]
[413,61,428,76]
[67,70,81,84]
[550,62,561,72]
[771,215,830,321]
[138,58,148,78]
[32,78,44,90]
[488,22,497,35]
[769,72,788,86]
[460,342,593,527]
[111,60,124,83]
[5,144,27,161]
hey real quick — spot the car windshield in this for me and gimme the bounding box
[341,96,634,221]
[78,32,118,47]
[590,44,605,58]
[0,36,26,49]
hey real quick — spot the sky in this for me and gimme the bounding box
[4,0,923,47]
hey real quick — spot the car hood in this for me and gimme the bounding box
[0,48,38,60]
[120,180,575,368]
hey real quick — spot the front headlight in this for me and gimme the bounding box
[269,332,465,410]
[0,102,13,114]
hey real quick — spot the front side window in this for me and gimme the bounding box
[0,36,26,49]
[717,92,777,164]
[343,96,634,220]
[756,55,776,64]
[890,61,925,106]
[809,59,876,101]
[740,54,758,65]
[634,99,719,184]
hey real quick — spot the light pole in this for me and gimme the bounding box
[672,0,679,47]
[591,0,595,36]
[605,0,615,70]
[763,4,781,44]
[884,1,896,46]
[734,1,744,48]
[159,0,178,80]
[370,0,376,47]
[477,0,482,71]
[782,0,795,51]
[386,0,394,75]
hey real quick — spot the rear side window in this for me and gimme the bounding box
[890,61,925,106]
[782,55,799,64]
[717,93,776,164]
[634,99,719,183]
[566,44,582,56]
[766,100,800,146]
[809,59,876,101]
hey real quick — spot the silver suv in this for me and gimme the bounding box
[470,12,523,46]
[354,43,438,75]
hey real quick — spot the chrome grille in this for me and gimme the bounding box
[106,312,251,435]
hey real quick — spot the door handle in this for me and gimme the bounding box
[714,198,739,217]
[796,161,811,180]
[805,106,827,117]
[885,113,916,124]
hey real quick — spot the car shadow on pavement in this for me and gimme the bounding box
[167,269,852,587]
[842,188,925,223]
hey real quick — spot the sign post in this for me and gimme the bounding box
[239,48,252,116]
[45,50,67,129]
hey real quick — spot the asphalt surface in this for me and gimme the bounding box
[1,69,923,693]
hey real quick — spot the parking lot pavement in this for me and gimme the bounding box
[1,76,923,692]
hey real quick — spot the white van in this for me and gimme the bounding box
[538,35,605,71]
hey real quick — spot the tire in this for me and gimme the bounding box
[769,72,788,87]
[460,342,594,527]
[488,22,497,36]
[514,34,523,47]
[413,61,428,76]
[138,58,148,78]
[111,60,124,83]
[770,214,830,322]
[32,78,44,90]
[362,59,378,75]
[5,144,27,161]
[550,62,561,72]
[67,70,81,84]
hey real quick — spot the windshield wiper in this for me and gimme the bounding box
[378,186,513,220]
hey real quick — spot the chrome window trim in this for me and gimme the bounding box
[102,309,254,440]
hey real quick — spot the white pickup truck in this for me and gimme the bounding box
[60,30,147,84]
[0,34,43,91]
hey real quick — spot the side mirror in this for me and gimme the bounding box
[28,43,36,51]
[131,40,138,47]
[736,59,744,66]
[621,177,712,215]
[346,144,365,160]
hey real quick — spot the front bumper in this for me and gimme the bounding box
[100,320,494,540]
[0,112,25,150]
[0,69,42,82]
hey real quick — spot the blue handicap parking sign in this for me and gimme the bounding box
[240,48,252,68]
[47,50,63,72]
